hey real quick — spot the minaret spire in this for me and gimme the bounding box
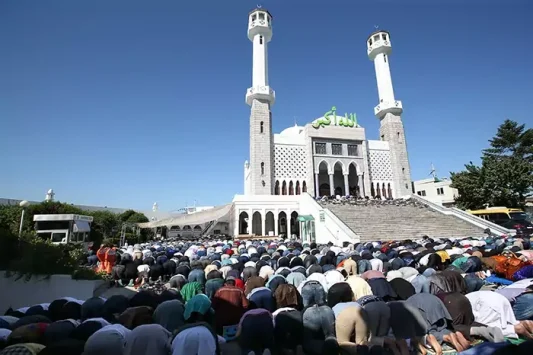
[246,8,275,195]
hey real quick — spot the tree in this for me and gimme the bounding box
[451,119,533,209]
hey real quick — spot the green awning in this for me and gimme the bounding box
[297,215,315,222]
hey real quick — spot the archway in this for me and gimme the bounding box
[289,181,294,195]
[274,181,280,195]
[238,212,248,234]
[333,161,344,196]
[295,181,300,195]
[382,184,387,199]
[302,181,307,193]
[282,181,287,195]
[252,211,262,235]
[375,183,381,198]
[348,163,359,197]
[388,183,393,199]
[371,183,376,198]
[278,211,287,236]
[316,161,329,197]
[290,211,299,237]
[193,225,202,233]
[183,225,191,232]
[265,211,275,236]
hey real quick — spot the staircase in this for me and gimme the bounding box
[319,198,486,241]
[201,220,215,236]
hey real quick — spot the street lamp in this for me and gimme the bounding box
[18,200,30,238]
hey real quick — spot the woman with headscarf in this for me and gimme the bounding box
[171,323,220,355]
[266,274,287,294]
[184,294,215,324]
[437,292,504,343]
[123,324,171,355]
[244,276,266,297]
[118,306,154,330]
[389,278,416,300]
[367,278,397,302]
[205,271,225,299]
[274,284,301,309]
[466,290,533,339]
[346,276,373,300]
[237,309,275,355]
[180,281,203,303]
[406,293,469,353]
[83,324,130,355]
[153,300,185,333]
[356,295,391,348]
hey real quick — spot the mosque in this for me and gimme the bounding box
[137,7,416,243]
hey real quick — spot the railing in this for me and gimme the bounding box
[201,221,215,236]
[410,195,513,236]
[322,208,360,243]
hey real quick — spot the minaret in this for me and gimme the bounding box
[367,30,412,197]
[246,8,275,195]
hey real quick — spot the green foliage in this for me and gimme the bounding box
[451,120,533,209]
[0,201,150,280]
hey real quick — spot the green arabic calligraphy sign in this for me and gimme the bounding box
[312,106,358,129]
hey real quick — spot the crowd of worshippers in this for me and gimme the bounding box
[2,236,533,355]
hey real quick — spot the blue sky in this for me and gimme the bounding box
[1,0,531,211]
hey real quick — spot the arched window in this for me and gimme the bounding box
[302,181,307,193]
[388,183,393,199]
[371,183,375,198]
[259,35,263,45]
[274,181,280,195]
[282,181,287,195]
[261,162,264,175]
[289,181,294,195]
[295,181,300,195]
[260,121,264,133]
[382,183,387,198]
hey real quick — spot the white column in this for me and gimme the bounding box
[288,210,292,237]
[329,174,334,196]
[234,212,240,236]
[358,174,364,197]
[274,211,279,236]
[314,173,320,197]
[261,211,266,236]
[343,174,349,197]
[248,209,253,234]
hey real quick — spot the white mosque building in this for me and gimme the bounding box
[139,8,417,243]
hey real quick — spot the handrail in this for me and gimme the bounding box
[410,195,513,236]
[322,208,360,242]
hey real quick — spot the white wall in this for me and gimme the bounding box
[414,178,457,206]
[0,274,105,314]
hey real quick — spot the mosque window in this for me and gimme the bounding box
[260,121,264,133]
[437,187,444,195]
[259,13,265,20]
[348,144,358,157]
[382,33,387,40]
[252,14,256,21]
[384,54,387,63]
[369,38,372,46]
[259,36,263,45]
[261,162,265,175]
[315,142,326,155]
[374,35,379,42]
[332,143,343,156]
[417,190,427,197]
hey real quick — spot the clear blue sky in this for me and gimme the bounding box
[1,0,531,211]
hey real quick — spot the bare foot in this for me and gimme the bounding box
[514,322,533,339]
[426,334,443,355]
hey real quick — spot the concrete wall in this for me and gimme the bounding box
[0,273,105,314]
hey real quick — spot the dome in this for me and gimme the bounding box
[279,124,304,137]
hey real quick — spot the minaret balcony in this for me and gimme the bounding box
[246,86,276,106]
[374,100,403,118]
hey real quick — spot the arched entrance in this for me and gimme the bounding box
[238,212,248,234]
[282,181,287,195]
[295,181,300,195]
[252,211,262,235]
[371,183,376,198]
[193,225,202,235]
[290,211,299,238]
[317,161,329,197]
[333,161,344,196]
[265,211,275,236]
[302,181,307,193]
[274,181,280,195]
[388,183,393,199]
[289,181,294,195]
[348,163,359,197]
[278,211,287,236]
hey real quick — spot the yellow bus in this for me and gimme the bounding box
[467,207,528,225]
